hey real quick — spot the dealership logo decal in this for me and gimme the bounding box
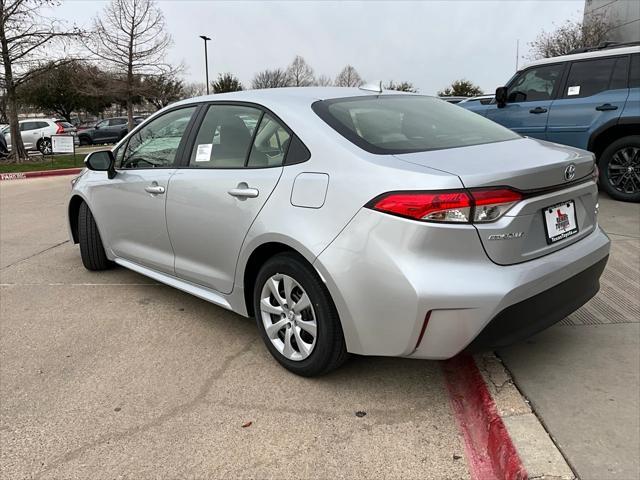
[564,164,576,181]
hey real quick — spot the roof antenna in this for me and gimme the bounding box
[359,81,383,93]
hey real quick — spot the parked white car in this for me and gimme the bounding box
[2,118,79,154]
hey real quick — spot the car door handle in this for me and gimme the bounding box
[529,107,548,114]
[228,186,259,198]
[595,103,618,111]
[144,185,165,194]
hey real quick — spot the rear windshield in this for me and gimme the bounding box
[312,95,520,154]
[55,121,74,128]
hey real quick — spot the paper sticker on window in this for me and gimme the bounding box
[567,85,580,96]
[195,143,212,162]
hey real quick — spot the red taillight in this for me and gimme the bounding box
[369,188,522,223]
[371,191,472,222]
[55,123,64,134]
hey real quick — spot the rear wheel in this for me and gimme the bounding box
[79,135,92,146]
[37,137,52,155]
[599,135,640,202]
[78,202,112,271]
[253,253,348,376]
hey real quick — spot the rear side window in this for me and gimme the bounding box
[188,105,262,168]
[563,57,626,98]
[313,95,520,154]
[110,118,127,126]
[247,114,290,167]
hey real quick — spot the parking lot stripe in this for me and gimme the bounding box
[443,355,527,480]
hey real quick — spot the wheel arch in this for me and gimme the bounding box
[588,117,640,159]
[68,195,86,244]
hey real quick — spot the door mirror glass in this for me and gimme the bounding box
[85,150,116,178]
[495,86,507,107]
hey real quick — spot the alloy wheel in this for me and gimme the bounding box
[607,146,640,195]
[40,139,52,155]
[259,274,317,361]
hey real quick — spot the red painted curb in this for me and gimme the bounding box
[0,168,83,181]
[443,355,528,480]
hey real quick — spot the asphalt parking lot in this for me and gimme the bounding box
[0,176,468,479]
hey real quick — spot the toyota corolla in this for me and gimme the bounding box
[68,87,610,376]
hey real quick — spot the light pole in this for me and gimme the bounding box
[199,35,212,94]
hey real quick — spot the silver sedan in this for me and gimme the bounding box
[68,87,610,376]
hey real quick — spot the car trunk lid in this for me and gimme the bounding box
[394,138,598,265]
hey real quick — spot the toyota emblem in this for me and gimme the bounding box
[564,164,576,181]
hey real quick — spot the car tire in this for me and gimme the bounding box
[79,135,92,146]
[37,137,52,155]
[598,135,640,202]
[253,252,349,376]
[78,202,112,271]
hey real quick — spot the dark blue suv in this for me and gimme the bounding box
[461,44,639,202]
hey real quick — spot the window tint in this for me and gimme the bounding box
[55,121,74,129]
[630,54,640,88]
[110,118,127,126]
[36,121,49,129]
[247,114,290,167]
[508,64,564,102]
[188,105,262,168]
[313,95,520,154]
[20,122,37,131]
[610,56,629,90]
[120,107,196,169]
[563,58,619,98]
[96,120,108,128]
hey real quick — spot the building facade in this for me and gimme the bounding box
[584,0,640,44]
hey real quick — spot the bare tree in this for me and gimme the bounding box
[212,72,243,93]
[287,55,314,87]
[437,79,483,97]
[528,12,612,60]
[0,0,80,162]
[86,0,172,129]
[182,82,207,99]
[385,81,418,92]
[334,65,363,87]
[251,68,290,89]
[314,74,333,87]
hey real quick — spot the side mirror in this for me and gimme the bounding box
[495,86,508,108]
[85,150,116,179]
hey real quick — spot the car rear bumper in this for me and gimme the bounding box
[314,208,611,359]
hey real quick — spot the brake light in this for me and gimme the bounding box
[368,188,522,223]
[55,123,64,134]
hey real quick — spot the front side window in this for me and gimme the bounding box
[188,105,262,168]
[563,57,626,98]
[96,120,108,128]
[120,106,196,169]
[507,64,564,102]
[20,122,36,131]
[313,95,519,154]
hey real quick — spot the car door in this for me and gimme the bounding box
[92,119,110,143]
[166,104,288,294]
[19,122,39,150]
[88,106,198,274]
[486,63,565,139]
[546,56,629,149]
[108,118,127,142]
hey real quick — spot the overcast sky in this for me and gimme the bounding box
[53,0,585,94]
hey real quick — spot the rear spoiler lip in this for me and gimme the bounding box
[517,171,595,199]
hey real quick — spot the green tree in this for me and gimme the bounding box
[437,79,483,97]
[143,73,184,110]
[18,61,114,121]
[212,73,243,93]
[385,81,418,92]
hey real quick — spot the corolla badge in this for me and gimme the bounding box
[564,163,576,181]
[487,232,524,240]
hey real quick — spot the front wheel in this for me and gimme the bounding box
[599,135,640,202]
[253,253,348,376]
[78,202,112,271]
[37,137,52,155]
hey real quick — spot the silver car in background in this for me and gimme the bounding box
[68,88,610,376]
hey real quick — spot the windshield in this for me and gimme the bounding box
[312,95,519,154]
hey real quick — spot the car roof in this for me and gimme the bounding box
[521,45,640,71]
[18,118,54,123]
[172,87,417,110]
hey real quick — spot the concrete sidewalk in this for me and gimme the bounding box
[499,193,640,480]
